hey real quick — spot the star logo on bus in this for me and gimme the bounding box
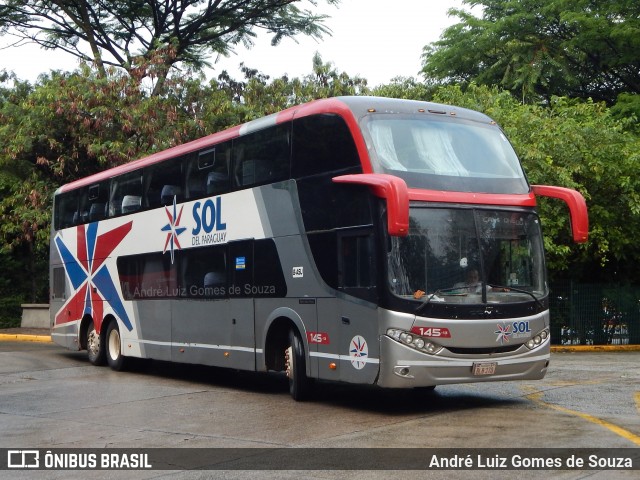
[349,335,369,370]
[161,196,186,264]
[495,322,512,344]
[54,222,133,331]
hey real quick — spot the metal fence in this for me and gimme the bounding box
[549,281,640,346]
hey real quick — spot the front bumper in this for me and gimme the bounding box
[376,335,549,388]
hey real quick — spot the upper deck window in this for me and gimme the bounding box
[291,113,360,178]
[361,114,529,194]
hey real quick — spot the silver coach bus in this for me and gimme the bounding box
[50,96,588,400]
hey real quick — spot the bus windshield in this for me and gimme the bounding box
[388,208,547,307]
[362,114,529,194]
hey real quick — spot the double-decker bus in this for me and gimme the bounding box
[50,96,588,400]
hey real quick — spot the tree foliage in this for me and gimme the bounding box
[422,0,640,104]
[0,0,339,95]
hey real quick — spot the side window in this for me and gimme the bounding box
[86,182,109,222]
[233,124,290,188]
[145,157,184,209]
[306,229,377,302]
[52,267,66,299]
[109,170,143,217]
[180,245,227,299]
[307,231,338,289]
[118,252,177,300]
[297,178,372,232]
[253,239,287,297]
[293,114,367,233]
[338,230,377,302]
[54,191,79,230]
[76,188,90,225]
[292,114,361,178]
[185,141,231,201]
[76,183,108,225]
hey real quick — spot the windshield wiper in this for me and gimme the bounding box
[415,284,544,315]
[414,287,465,315]
[487,284,544,312]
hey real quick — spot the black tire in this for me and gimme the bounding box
[105,321,127,371]
[285,329,312,401]
[86,320,106,366]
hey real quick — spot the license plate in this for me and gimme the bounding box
[472,362,497,376]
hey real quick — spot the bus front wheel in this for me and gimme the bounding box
[285,329,311,401]
[106,321,126,371]
[86,320,106,366]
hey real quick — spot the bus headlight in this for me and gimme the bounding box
[386,328,442,355]
[525,328,550,350]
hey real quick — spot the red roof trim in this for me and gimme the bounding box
[408,189,537,207]
[59,97,374,193]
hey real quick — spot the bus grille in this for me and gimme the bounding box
[446,344,521,355]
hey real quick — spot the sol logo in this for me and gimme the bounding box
[192,197,226,235]
[349,335,368,370]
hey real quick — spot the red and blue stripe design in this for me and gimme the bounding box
[54,221,133,332]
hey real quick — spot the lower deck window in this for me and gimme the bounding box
[117,239,285,300]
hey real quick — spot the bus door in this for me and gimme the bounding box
[170,242,255,370]
[226,240,256,370]
[171,243,232,366]
[317,229,379,384]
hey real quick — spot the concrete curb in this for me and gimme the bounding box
[0,333,52,343]
[551,344,640,352]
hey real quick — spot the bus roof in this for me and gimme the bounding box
[57,96,495,194]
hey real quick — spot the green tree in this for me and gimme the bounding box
[372,76,434,101]
[212,52,369,116]
[422,0,640,104]
[0,0,339,95]
[610,93,640,132]
[0,72,53,304]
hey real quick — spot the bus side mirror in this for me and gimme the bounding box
[532,185,589,243]
[332,173,409,237]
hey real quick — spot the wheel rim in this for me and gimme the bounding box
[87,328,99,357]
[108,328,120,361]
[285,345,293,379]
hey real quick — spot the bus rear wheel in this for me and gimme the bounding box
[285,329,311,401]
[106,321,126,371]
[86,320,106,366]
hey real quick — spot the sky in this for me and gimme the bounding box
[1,0,466,87]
